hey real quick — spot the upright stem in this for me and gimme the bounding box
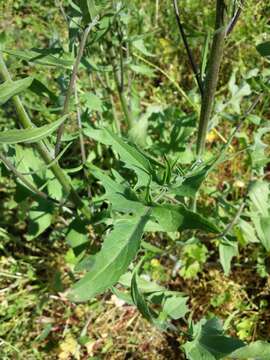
[0,53,87,214]
[196,0,226,157]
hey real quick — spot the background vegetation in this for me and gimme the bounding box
[0,0,269,359]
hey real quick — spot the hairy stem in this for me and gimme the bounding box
[196,0,226,157]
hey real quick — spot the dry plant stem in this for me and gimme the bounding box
[196,0,226,158]
[0,53,86,213]
[55,19,98,156]
[173,0,204,96]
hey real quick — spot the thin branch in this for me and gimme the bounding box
[74,81,87,164]
[209,201,245,240]
[226,1,243,36]
[172,0,204,96]
[55,17,99,156]
[74,79,91,198]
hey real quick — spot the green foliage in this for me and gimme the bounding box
[69,211,150,302]
[0,77,33,104]
[0,0,270,358]
[0,116,66,144]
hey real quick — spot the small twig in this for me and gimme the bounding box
[55,17,99,156]
[209,201,245,240]
[172,0,204,96]
[55,0,68,24]
[226,1,243,36]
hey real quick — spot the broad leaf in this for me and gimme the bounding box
[69,211,150,302]
[184,318,244,360]
[228,341,270,359]
[249,181,269,217]
[260,216,270,252]
[0,116,66,144]
[66,217,89,251]
[152,204,219,233]
[27,199,54,240]
[170,165,212,198]
[0,77,33,105]
[163,295,189,320]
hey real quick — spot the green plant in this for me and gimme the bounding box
[0,0,270,358]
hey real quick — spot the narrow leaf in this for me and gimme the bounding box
[0,116,66,144]
[4,48,73,68]
[0,77,33,105]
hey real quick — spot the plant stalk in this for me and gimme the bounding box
[196,0,226,158]
[0,53,87,214]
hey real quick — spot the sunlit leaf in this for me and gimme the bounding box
[0,77,33,105]
[0,116,66,144]
[69,210,150,302]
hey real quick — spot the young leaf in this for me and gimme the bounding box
[219,240,238,276]
[131,269,157,323]
[152,204,219,233]
[84,127,154,187]
[26,199,54,240]
[163,295,189,320]
[0,116,66,144]
[0,77,33,105]
[68,210,150,302]
[89,165,146,214]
